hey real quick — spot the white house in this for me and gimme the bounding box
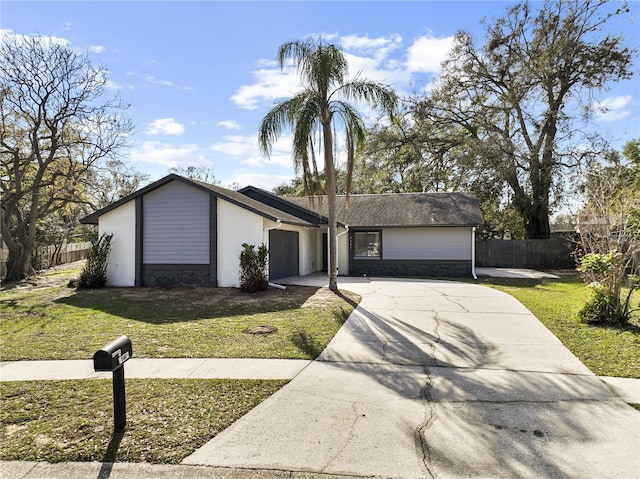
[81,174,484,287]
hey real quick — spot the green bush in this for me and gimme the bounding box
[77,233,113,288]
[578,250,638,325]
[578,283,628,325]
[239,243,269,293]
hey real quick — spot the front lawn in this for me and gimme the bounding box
[0,378,286,464]
[0,264,359,361]
[483,275,640,378]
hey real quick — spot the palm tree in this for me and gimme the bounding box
[259,37,397,292]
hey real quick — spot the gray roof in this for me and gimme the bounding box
[286,192,484,227]
[80,175,316,227]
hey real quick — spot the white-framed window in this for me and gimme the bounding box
[353,231,381,258]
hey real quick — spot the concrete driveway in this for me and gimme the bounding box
[183,278,640,479]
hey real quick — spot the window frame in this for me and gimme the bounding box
[352,230,382,259]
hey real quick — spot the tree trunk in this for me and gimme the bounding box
[5,246,35,281]
[323,122,338,292]
[523,203,551,239]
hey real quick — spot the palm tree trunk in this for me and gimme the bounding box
[323,122,338,292]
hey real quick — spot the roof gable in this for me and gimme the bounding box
[80,175,315,227]
[238,186,332,226]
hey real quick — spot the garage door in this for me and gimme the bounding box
[269,230,299,280]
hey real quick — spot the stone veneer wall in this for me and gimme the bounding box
[351,260,472,278]
[142,264,211,286]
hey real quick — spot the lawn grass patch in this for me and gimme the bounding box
[0,378,286,464]
[482,275,640,378]
[1,268,359,360]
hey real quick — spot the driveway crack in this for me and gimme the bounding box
[415,311,441,479]
[320,402,362,473]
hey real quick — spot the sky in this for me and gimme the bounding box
[2,0,639,191]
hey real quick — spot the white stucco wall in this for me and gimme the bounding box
[383,227,472,260]
[99,201,136,286]
[217,199,264,287]
[298,227,317,275]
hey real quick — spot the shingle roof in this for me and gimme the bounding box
[285,192,484,227]
[80,175,316,227]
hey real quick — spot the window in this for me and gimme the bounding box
[353,231,381,258]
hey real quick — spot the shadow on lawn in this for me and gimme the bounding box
[55,285,322,324]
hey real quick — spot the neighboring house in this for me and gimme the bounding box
[81,174,484,287]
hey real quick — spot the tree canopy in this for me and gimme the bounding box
[0,34,132,280]
[419,0,634,238]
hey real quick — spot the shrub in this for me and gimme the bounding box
[239,243,269,293]
[77,233,113,288]
[578,250,638,324]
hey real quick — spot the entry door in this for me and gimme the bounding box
[269,230,299,280]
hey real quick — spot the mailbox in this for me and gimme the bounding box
[93,335,132,372]
[94,335,132,433]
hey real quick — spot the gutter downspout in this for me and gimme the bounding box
[471,226,477,280]
[335,225,349,276]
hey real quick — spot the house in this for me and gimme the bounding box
[81,174,484,287]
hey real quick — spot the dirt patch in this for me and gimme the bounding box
[242,325,278,334]
[4,424,28,438]
[1,260,85,292]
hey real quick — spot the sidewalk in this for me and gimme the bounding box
[1,358,638,404]
[0,358,311,381]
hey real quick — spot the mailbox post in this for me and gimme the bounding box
[93,336,132,433]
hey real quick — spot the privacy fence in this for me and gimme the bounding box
[476,239,576,269]
[1,241,91,280]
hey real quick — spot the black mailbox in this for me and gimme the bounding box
[94,335,132,433]
[93,335,132,372]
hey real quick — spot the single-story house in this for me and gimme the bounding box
[81,174,484,287]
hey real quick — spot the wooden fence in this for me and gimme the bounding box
[1,241,91,280]
[476,239,576,269]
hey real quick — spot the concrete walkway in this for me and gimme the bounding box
[2,277,639,479]
[0,358,310,381]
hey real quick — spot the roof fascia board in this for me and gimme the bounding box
[81,175,314,227]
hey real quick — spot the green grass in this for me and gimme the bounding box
[0,378,286,463]
[482,276,640,378]
[0,283,358,361]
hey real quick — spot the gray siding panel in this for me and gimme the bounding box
[384,227,471,260]
[143,181,210,264]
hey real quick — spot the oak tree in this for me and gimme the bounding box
[1,34,132,280]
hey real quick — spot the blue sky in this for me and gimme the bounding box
[2,1,639,191]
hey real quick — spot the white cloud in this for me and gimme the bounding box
[145,118,185,136]
[89,45,106,54]
[231,67,300,109]
[210,134,258,156]
[225,173,294,191]
[105,79,124,90]
[231,33,414,111]
[129,141,211,168]
[594,95,632,122]
[210,134,294,169]
[217,120,241,131]
[406,35,455,73]
[0,29,70,48]
[143,74,174,87]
